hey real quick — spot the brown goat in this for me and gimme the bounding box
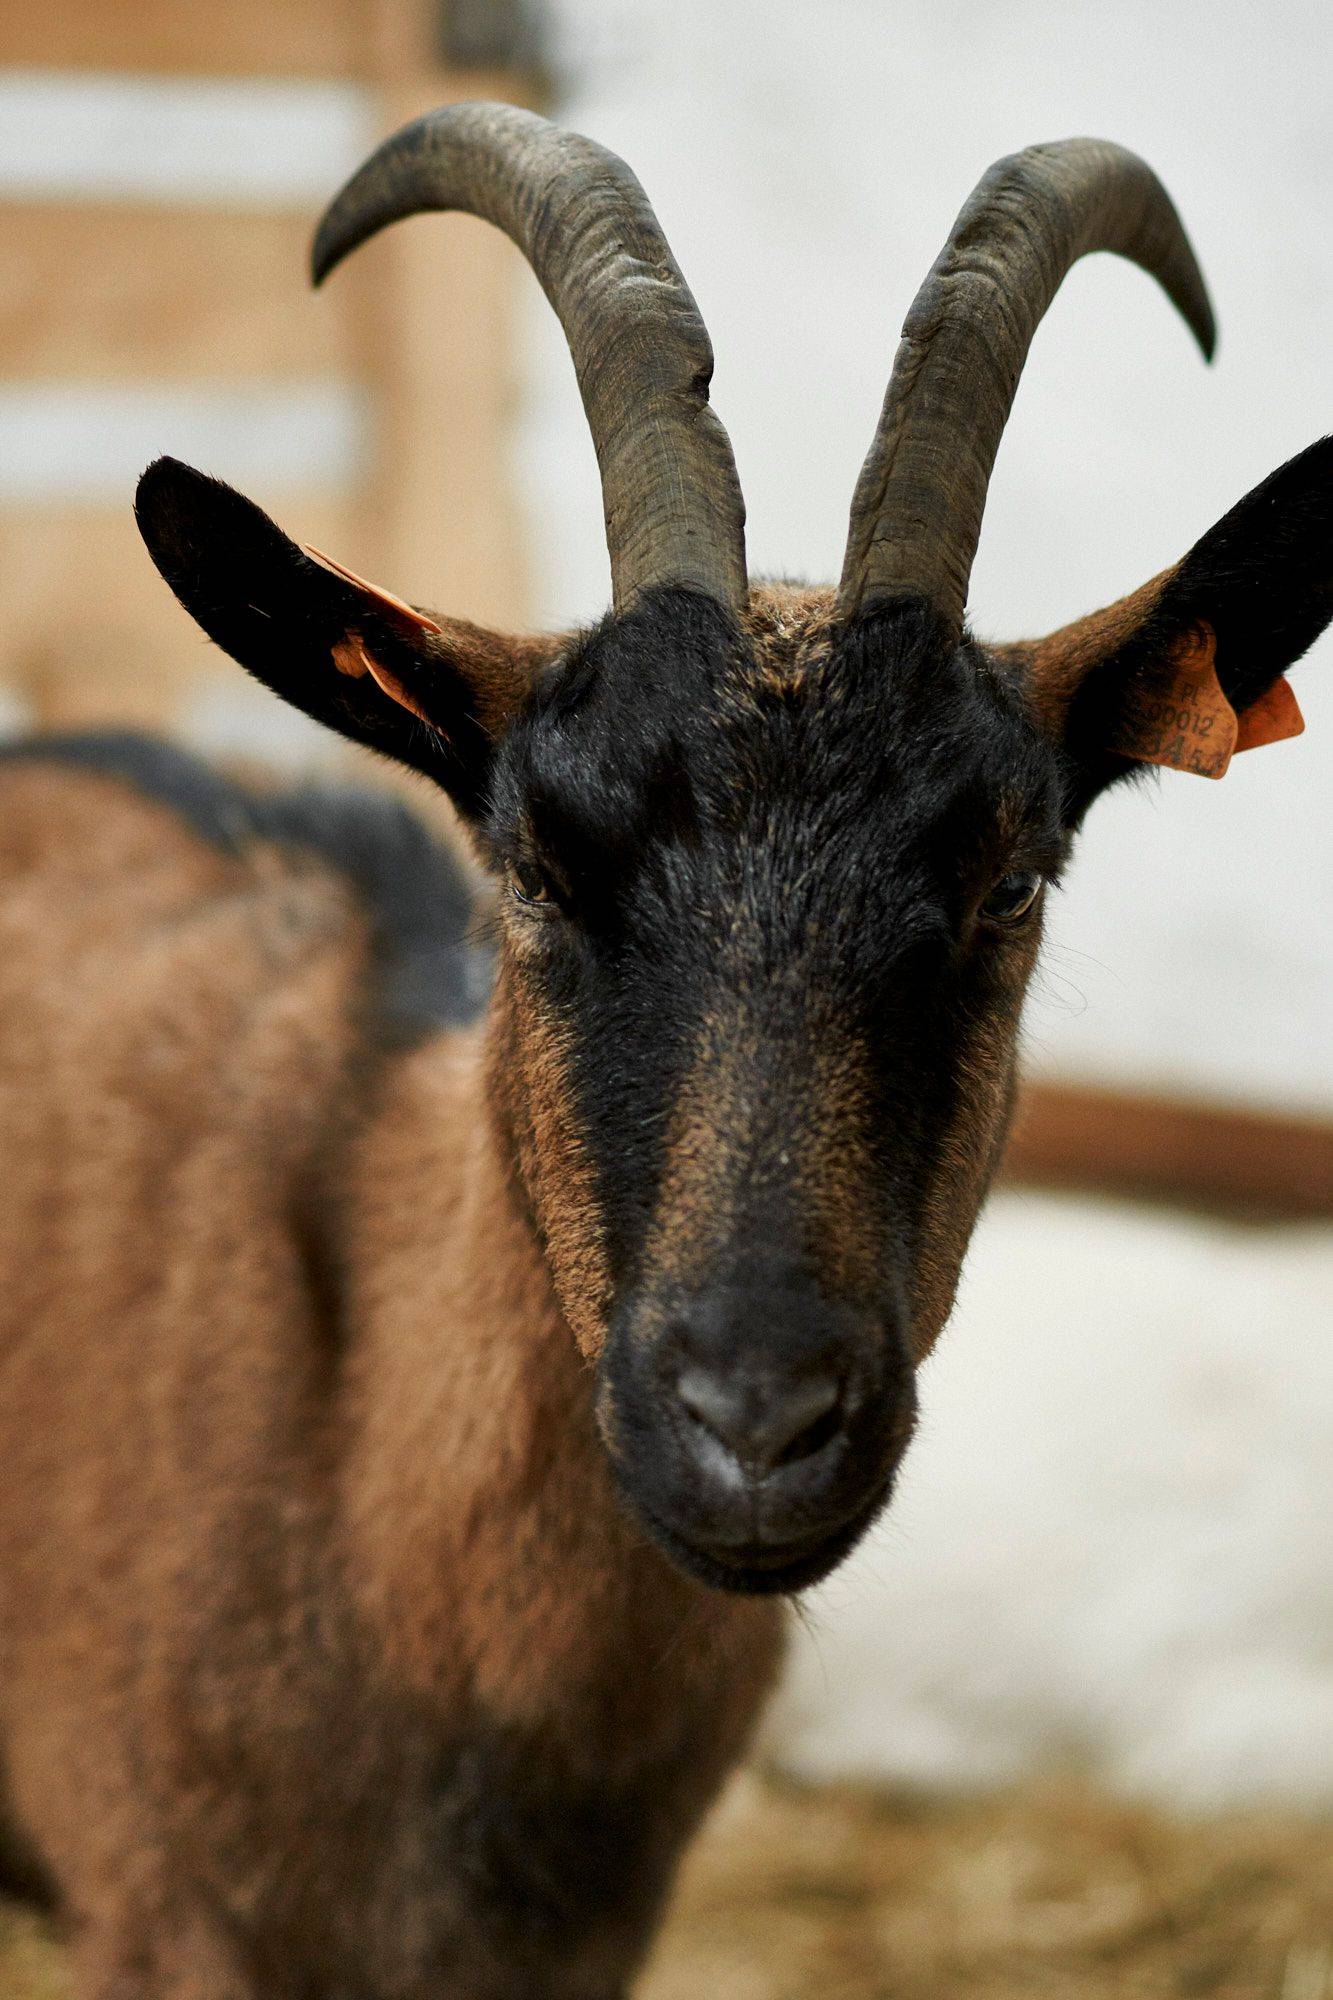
[0,105,1329,2000]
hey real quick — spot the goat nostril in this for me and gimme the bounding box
[675,1367,842,1477]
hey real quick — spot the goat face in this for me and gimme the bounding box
[483,588,1060,1592]
[134,109,1331,1596]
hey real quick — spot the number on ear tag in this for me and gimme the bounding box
[1109,624,1304,778]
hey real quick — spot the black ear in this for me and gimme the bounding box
[1155,435,1333,713]
[1002,435,1332,813]
[134,457,555,818]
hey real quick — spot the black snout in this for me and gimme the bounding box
[675,1352,842,1476]
[599,1273,916,1596]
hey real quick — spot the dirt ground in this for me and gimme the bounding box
[2,1775,1329,2000]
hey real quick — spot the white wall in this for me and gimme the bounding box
[518,0,1332,1112]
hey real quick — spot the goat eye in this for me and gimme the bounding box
[980,870,1043,925]
[506,860,552,908]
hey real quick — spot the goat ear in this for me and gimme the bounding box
[999,435,1332,815]
[134,457,556,818]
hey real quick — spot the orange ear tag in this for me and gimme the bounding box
[1108,623,1305,778]
[1235,673,1305,753]
[1108,624,1236,778]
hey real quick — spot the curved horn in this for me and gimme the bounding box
[837,139,1216,632]
[313,101,747,616]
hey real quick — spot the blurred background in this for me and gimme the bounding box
[0,2,1328,1996]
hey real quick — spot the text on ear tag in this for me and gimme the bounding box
[1108,624,1237,779]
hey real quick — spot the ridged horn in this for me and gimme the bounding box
[837,139,1217,633]
[312,101,747,617]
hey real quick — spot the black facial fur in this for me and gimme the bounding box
[490,589,1064,1256]
[487,590,1068,1590]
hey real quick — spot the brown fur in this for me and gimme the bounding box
[0,762,781,2000]
[419,621,563,739]
[906,924,1041,1361]
[990,568,1175,734]
[639,1012,885,1314]
[738,583,839,697]
[485,946,614,1363]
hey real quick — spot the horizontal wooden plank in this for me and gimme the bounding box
[0,0,370,76]
[0,205,354,379]
[0,4,548,81]
[1004,1081,1333,1220]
